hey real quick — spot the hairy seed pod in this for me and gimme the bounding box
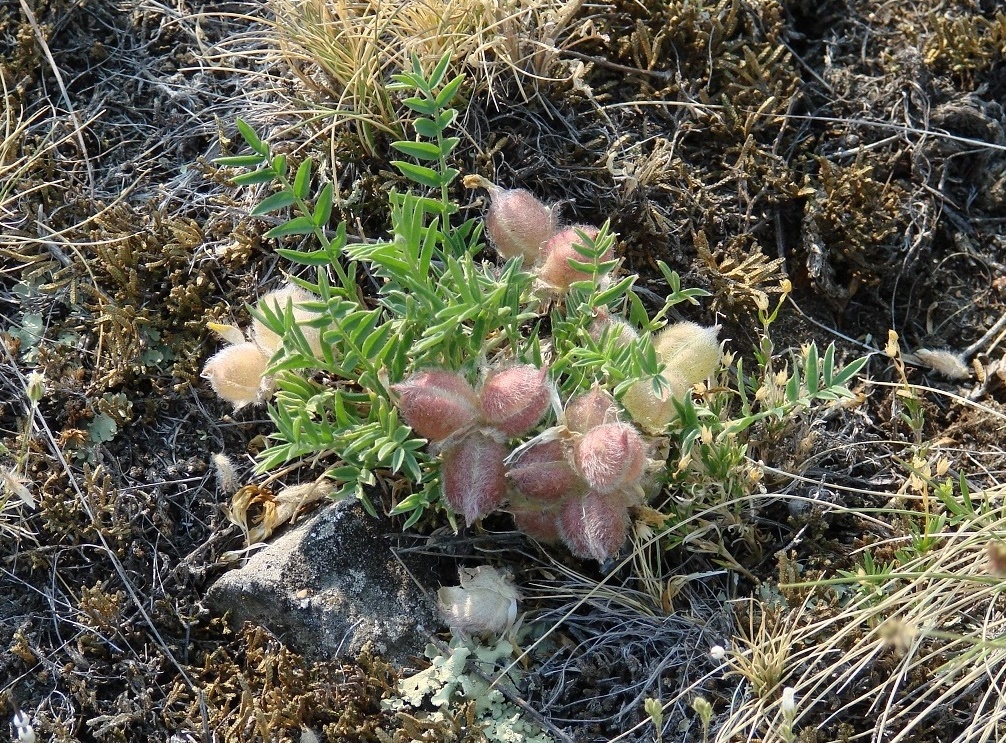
[564,386,618,434]
[558,491,630,562]
[479,364,551,437]
[573,422,646,493]
[588,312,639,348]
[507,439,583,503]
[621,370,692,433]
[253,284,326,357]
[653,322,721,386]
[537,226,606,291]
[442,432,508,525]
[202,342,270,409]
[392,370,479,443]
[511,505,562,543]
[485,187,557,264]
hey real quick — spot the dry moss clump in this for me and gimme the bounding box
[166,625,398,742]
[801,158,910,306]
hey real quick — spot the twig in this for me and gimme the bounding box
[963,311,1006,360]
[561,48,675,81]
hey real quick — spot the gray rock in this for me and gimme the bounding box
[205,499,441,668]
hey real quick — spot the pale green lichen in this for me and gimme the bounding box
[384,638,554,743]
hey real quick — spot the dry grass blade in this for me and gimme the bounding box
[17,0,95,196]
[714,493,1006,743]
[265,0,591,149]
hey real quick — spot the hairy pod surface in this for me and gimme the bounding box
[202,342,270,409]
[507,439,583,503]
[485,188,557,264]
[564,387,618,434]
[558,490,630,562]
[621,370,692,433]
[573,422,646,494]
[653,322,721,385]
[479,364,551,437]
[392,370,479,443]
[253,284,326,357]
[537,226,605,290]
[511,505,562,543]
[441,432,508,525]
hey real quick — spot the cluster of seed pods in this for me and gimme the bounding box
[466,175,613,293]
[391,364,552,526]
[509,387,649,562]
[393,367,649,562]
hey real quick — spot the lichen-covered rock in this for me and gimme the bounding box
[205,500,439,667]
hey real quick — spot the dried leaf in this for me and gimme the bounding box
[228,481,333,544]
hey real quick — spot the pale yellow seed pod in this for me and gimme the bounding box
[201,342,270,409]
[653,322,721,386]
[253,284,325,357]
[621,370,692,433]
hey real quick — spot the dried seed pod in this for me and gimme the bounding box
[201,342,270,409]
[653,322,721,386]
[507,439,583,503]
[621,370,692,433]
[392,370,479,443]
[537,226,607,291]
[564,386,618,434]
[438,565,518,636]
[442,432,508,525]
[479,363,552,437]
[485,187,557,264]
[910,348,970,380]
[558,490,630,562]
[573,422,646,493]
[253,284,326,357]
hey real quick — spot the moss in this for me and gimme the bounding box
[166,625,397,742]
[921,10,1006,81]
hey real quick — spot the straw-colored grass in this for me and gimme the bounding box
[268,0,589,149]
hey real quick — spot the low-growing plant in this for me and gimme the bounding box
[208,53,867,566]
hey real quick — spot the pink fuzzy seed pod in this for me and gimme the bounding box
[507,439,583,503]
[392,370,479,443]
[537,226,606,291]
[442,432,509,525]
[573,422,646,494]
[485,187,557,265]
[558,491,630,562]
[479,364,552,437]
[564,387,618,434]
[512,506,562,543]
